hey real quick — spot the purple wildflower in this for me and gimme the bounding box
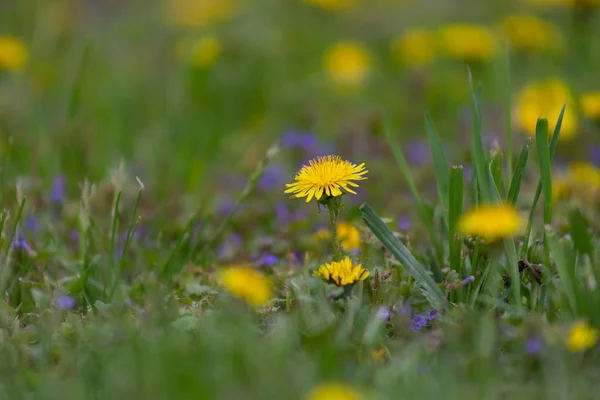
[589,146,600,166]
[410,314,427,331]
[11,234,35,256]
[463,164,473,183]
[461,275,475,285]
[24,215,38,234]
[427,309,439,321]
[398,215,411,231]
[377,306,393,321]
[56,294,75,309]
[218,198,236,216]
[258,165,286,192]
[281,131,317,151]
[50,175,66,204]
[525,337,544,355]
[257,252,278,266]
[406,140,430,166]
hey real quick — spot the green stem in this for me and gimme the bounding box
[328,202,343,261]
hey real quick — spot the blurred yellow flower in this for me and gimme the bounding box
[437,24,498,62]
[391,28,436,68]
[567,162,600,196]
[218,266,272,307]
[305,383,361,400]
[313,257,369,286]
[580,92,600,120]
[551,176,570,203]
[498,14,563,53]
[167,0,239,29]
[324,41,371,89]
[178,35,221,67]
[515,79,578,139]
[285,155,367,203]
[0,36,28,71]
[314,222,361,251]
[566,321,598,352]
[459,204,522,242]
[304,0,357,12]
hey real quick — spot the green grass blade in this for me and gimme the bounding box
[490,149,504,196]
[546,226,578,314]
[468,69,491,203]
[507,139,531,206]
[520,105,565,258]
[424,110,450,225]
[535,118,552,225]
[449,166,463,272]
[360,203,445,308]
[503,43,513,185]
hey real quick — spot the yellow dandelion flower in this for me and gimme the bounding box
[314,222,361,251]
[284,155,367,203]
[551,175,571,203]
[459,204,522,242]
[167,0,240,29]
[566,321,598,352]
[218,266,272,307]
[0,36,28,72]
[304,0,357,13]
[391,28,436,68]
[305,383,361,400]
[324,41,371,89]
[498,14,563,53]
[567,162,600,198]
[437,24,498,62]
[313,257,369,286]
[580,92,600,120]
[177,35,221,67]
[515,79,578,140]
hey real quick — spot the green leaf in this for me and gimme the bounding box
[507,139,531,206]
[569,208,593,257]
[490,149,504,196]
[424,110,450,225]
[360,203,445,309]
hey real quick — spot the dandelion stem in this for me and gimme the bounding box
[327,198,343,261]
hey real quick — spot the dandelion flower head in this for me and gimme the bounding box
[437,24,498,62]
[218,266,272,307]
[515,79,578,140]
[459,204,522,242]
[305,383,361,400]
[391,28,437,68]
[324,41,371,89]
[566,321,598,352]
[167,0,240,29]
[314,222,361,252]
[0,36,28,71]
[284,155,367,202]
[313,257,369,286]
[498,14,563,53]
[581,91,600,120]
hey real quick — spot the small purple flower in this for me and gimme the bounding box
[281,131,317,151]
[398,215,411,231]
[24,215,38,234]
[427,309,439,321]
[410,314,427,331]
[50,175,66,204]
[258,165,286,192]
[461,275,475,285]
[377,306,393,321]
[70,230,79,242]
[525,337,544,355]
[11,234,35,256]
[218,198,236,216]
[406,140,430,166]
[257,252,278,266]
[56,294,75,309]
[589,146,600,166]
[463,164,473,183]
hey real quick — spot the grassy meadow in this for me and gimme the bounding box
[2,0,600,398]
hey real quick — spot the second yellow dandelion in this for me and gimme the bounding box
[459,204,522,242]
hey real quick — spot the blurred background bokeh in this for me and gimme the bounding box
[1,0,600,224]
